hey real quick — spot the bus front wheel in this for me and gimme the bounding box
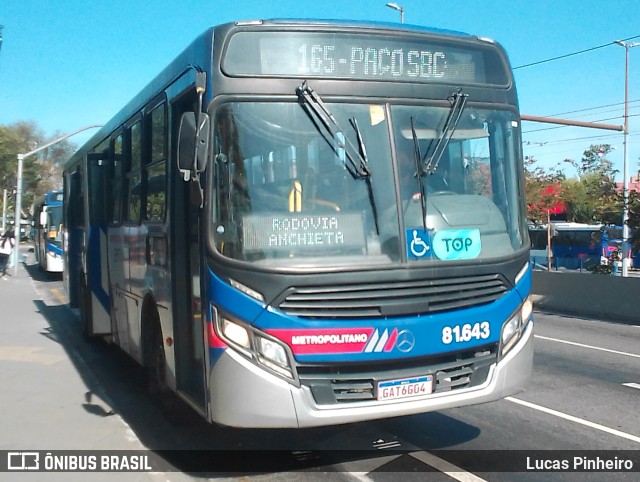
[145,321,174,411]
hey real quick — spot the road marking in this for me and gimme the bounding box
[623,382,640,390]
[50,287,67,305]
[534,335,640,359]
[410,452,487,482]
[339,455,400,481]
[506,397,640,444]
[340,451,486,481]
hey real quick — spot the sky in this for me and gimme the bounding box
[1,0,639,181]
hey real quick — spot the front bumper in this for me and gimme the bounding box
[208,320,534,428]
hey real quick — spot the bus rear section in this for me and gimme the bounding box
[33,190,64,274]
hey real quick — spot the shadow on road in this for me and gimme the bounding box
[24,259,482,476]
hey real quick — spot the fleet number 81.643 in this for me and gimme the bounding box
[442,321,490,344]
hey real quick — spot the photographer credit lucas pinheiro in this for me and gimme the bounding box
[526,455,634,471]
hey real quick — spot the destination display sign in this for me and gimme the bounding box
[224,31,509,85]
[45,191,64,203]
[242,213,365,253]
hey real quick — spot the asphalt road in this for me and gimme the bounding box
[21,260,640,481]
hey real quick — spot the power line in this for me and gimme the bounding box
[513,34,640,70]
[522,133,640,160]
[544,100,640,118]
[523,129,640,148]
[524,132,632,148]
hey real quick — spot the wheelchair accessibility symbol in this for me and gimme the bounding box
[406,229,433,259]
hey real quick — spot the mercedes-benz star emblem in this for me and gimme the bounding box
[395,330,415,353]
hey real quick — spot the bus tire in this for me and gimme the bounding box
[145,318,174,411]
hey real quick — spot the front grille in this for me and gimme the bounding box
[278,274,508,318]
[298,344,498,405]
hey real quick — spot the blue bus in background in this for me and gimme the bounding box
[33,190,64,274]
[63,19,533,428]
[529,222,634,270]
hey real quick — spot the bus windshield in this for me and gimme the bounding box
[211,101,525,268]
[48,205,63,229]
[47,205,63,246]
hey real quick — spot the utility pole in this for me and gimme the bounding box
[11,124,101,277]
[614,40,639,277]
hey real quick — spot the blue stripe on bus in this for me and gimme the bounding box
[46,242,63,256]
[206,268,529,363]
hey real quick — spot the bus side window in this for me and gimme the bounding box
[111,134,124,225]
[127,121,143,224]
[145,102,167,222]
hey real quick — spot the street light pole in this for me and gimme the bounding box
[386,2,405,23]
[12,124,102,277]
[615,40,639,277]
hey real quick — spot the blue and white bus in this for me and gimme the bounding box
[528,222,633,270]
[63,19,533,428]
[33,190,64,274]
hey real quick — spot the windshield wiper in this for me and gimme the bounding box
[351,117,380,233]
[410,117,428,232]
[296,81,371,179]
[422,89,469,175]
[296,81,380,233]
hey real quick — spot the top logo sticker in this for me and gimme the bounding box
[432,229,481,260]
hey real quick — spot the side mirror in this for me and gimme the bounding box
[177,112,210,176]
[39,211,48,227]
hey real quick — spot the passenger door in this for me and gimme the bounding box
[167,71,208,412]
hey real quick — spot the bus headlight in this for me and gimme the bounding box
[217,313,294,380]
[221,318,251,353]
[500,297,533,357]
[257,336,288,366]
[501,316,519,346]
[256,335,293,379]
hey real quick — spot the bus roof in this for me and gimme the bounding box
[529,222,603,231]
[35,190,64,207]
[253,18,476,39]
[64,19,503,171]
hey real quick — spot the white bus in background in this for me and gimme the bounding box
[33,190,64,274]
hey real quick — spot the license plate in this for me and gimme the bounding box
[377,375,433,401]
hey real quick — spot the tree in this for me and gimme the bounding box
[626,157,640,251]
[0,121,76,218]
[561,144,621,224]
[0,125,22,194]
[524,156,565,224]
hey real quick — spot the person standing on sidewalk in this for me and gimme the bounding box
[0,229,16,279]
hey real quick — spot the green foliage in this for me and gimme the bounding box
[564,145,621,225]
[627,190,640,251]
[0,121,76,219]
[526,144,622,226]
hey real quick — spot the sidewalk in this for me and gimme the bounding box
[0,247,161,480]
